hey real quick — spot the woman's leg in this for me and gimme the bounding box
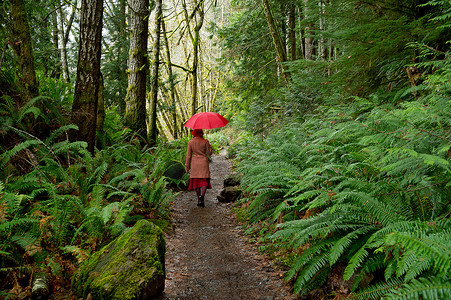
[200,185,207,197]
[197,185,207,207]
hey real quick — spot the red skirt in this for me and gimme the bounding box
[188,178,212,190]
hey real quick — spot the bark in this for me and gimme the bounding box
[31,273,50,298]
[125,0,149,141]
[119,0,127,115]
[71,0,103,153]
[182,0,204,116]
[9,0,39,103]
[162,19,178,139]
[288,3,296,60]
[57,3,70,82]
[96,72,105,149]
[297,6,305,59]
[261,0,290,81]
[318,1,327,61]
[51,10,62,78]
[304,0,315,60]
[148,0,162,145]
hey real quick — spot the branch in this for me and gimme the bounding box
[170,63,192,73]
[42,3,65,23]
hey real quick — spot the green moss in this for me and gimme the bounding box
[72,220,165,299]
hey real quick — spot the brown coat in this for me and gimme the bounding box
[185,136,212,178]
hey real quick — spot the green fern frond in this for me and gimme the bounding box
[0,218,39,234]
[45,124,78,145]
[329,225,376,265]
[384,231,451,275]
[344,244,370,280]
[349,278,403,299]
[384,277,451,299]
[0,139,41,167]
[293,255,330,294]
[11,231,40,252]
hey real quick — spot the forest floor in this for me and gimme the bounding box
[155,151,299,300]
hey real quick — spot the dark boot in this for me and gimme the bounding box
[199,195,205,207]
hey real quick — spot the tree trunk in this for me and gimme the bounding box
[288,3,296,61]
[182,0,204,116]
[71,0,103,153]
[51,10,62,79]
[96,72,105,149]
[162,19,178,139]
[57,3,70,82]
[148,0,162,145]
[119,0,127,115]
[9,0,39,103]
[318,1,327,61]
[261,0,290,81]
[304,0,315,60]
[125,0,149,141]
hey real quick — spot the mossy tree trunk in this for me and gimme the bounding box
[96,72,105,149]
[57,0,76,83]
[148,0,162,145]
[162,19,178,139]
[262,0,290,82]
[119,0,128,115]
[288,3,296,61]
[71,0,103,153]
[9,0,39,104]
[182,0,204,116]
[125,0,150,142]
[303,0,315,60]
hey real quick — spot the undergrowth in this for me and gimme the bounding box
[0,93,185,297]
[232,46,451,298]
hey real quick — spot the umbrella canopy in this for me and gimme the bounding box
[184,112,228,129]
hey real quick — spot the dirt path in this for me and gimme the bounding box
[156,151,298,300]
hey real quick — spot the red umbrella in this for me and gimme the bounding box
[184,112,228,129]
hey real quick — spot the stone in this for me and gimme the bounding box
[223,173,241,187]
[72,220,165,300]
[163,160,187,188]
[163,161,185,181]
[217,186,241,203]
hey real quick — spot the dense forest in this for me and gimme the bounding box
[1,0,450,299]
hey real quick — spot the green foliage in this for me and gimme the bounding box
[233,44,451,297]
[1,116,181,293]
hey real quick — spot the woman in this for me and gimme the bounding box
[185,129,213,207]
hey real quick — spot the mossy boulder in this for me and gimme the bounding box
[72,220,165,300]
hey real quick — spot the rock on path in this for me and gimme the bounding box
[156,151,298,300]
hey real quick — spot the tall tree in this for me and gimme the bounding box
[148,0,162,144]
[71,0,104,153]
[288,3,296,60]
[57,0,77,82]
[182,0,204,116]
[303,0,315,60]
[125,0,150,140]
[103,0,129,114]
[262,0,290,81]
[9,0,39,103]
[162,19,178,139]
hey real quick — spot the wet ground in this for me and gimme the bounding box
[156,151,298,300]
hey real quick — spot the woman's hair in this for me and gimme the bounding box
[192,129,204,137]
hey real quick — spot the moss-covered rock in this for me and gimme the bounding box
[72,220,165,300]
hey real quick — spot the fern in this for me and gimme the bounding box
[234,68,451,297]
[384,277,451,299]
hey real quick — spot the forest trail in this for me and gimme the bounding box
[156,151,298,300]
